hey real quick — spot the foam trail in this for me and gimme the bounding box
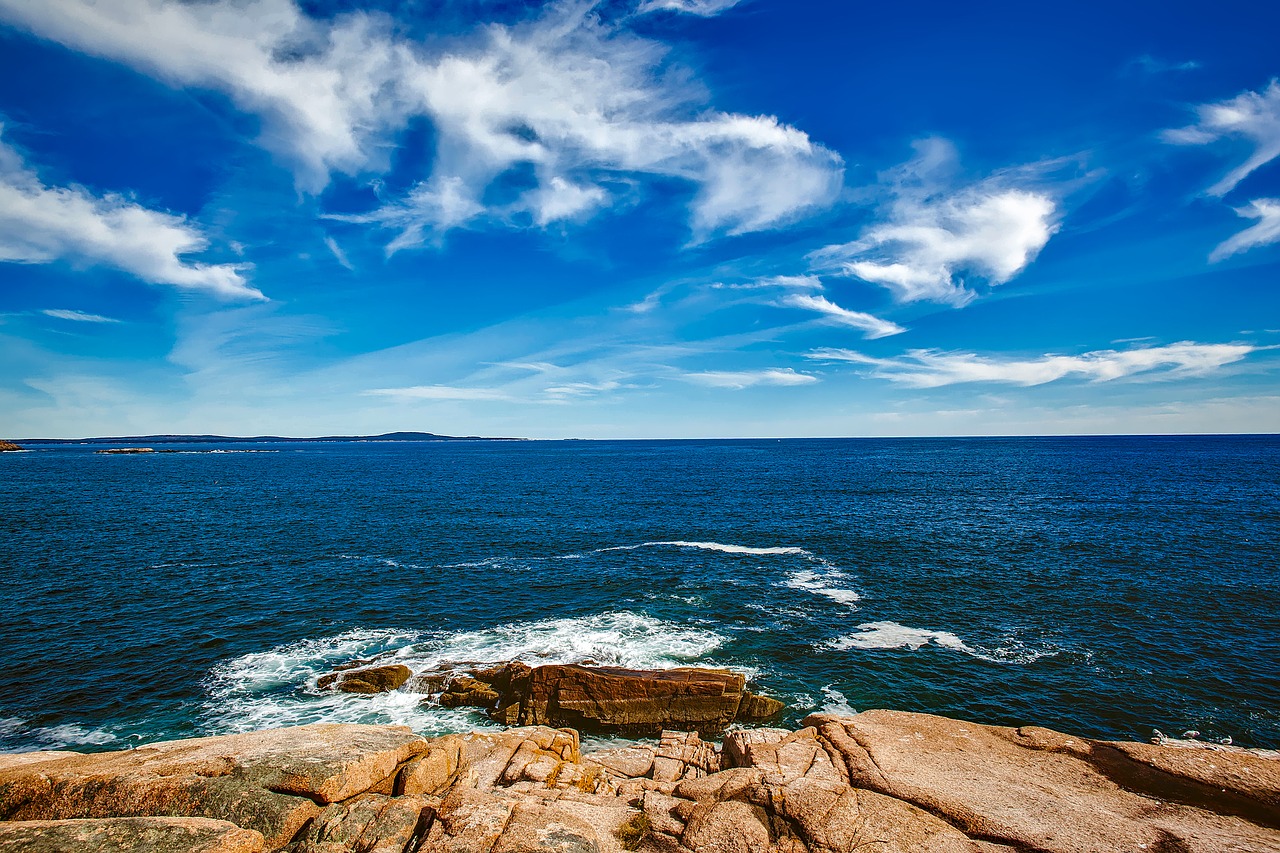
[827,621,974,652]
[0,718,120,751]
[598,541,811,556]
[783,569,861,605]
[825,621,1060,664]
[820,684,858,716]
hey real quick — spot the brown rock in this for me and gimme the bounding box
[807,710,1280,853]
[0,816,264,852]
[0,752,82,772]
[734,693,785,724]
[317,663,412,694]
[587,746,656,780]
[680,799,772,853]
[491,663,757,736]
[439,675,502,709]
[0,441,22,452]
[290,793,435,853]
[0,723,430,848]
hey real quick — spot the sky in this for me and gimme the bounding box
[0,0,1278,439]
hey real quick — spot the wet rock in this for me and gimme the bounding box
[0,816,265,852]
[734,693,785,724]
[316,664,411,694]
[439,675,502,709]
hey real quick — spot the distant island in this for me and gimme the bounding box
[16,431,524,445]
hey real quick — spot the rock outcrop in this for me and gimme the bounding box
[0,441,22,452]
[449,662,784,735]
[1,711,1277,852]
[317,664,412,695]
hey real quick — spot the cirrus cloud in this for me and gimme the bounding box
[1210,198,1280,261]
[778,293,905,339]
[1163,80,1280,197]
[681,367,817,389]
[808,342,1259,387]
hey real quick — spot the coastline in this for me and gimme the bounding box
[1,708,1276,852]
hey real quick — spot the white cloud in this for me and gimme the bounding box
[637,0,744,16]
[1163,80,1280,197]
[323,235,354,271]
[810,139,1058,305]
[1210,198,1280,261]
[364,385,512,401]
[809,342,1257,388]
[41,309,120,324]
[0,133,259,299]
[0,0,841,245]
[709,275,824,291]
[681,367,817,389]
[779,293,905,339]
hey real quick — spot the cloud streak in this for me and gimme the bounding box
[809,342,1257,387]
[1163,80,1280,197]
[810,139,1057,305]
[637,0,744,16]
[1211,198,1280,261]
[0,132,258,298]
[681,367,817,389]
[779,293,905,338]
[41,309,121,323]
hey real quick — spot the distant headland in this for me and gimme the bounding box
[13,431,525,445]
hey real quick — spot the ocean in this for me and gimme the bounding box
[1,435,1277,753]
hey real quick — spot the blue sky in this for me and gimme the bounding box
[0,0,1277,438]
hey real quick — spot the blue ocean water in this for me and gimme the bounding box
[1,436,1277,753]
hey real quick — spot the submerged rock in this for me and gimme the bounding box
[317,664,412,694]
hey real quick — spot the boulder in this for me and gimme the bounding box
[0,441,22,452]
[0,723,431,848]
[439,676,501,709]
[0,816,264,852]
[806,710,1280,853]
[317,664,411,694]
[484,663,782,736]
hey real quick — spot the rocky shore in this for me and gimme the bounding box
[0,441,22,452]
[1,706,1277,852]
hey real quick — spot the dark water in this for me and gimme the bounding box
[1,436,1277,752]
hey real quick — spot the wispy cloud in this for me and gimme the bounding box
[637,0,744,16]
[323,235,354,272]
[0,0,841,247]
[1163,80,1280,197]
[709,275,824,291]
[778,293,904,339]
[364,385,513,401]
[1210,198,1280,261]
[1123,55,1199,76]
[808,342,1258,387]
[0,131,258,299]
[809,139,1058,306]
[41,309,121,324]
[681,367,817,389]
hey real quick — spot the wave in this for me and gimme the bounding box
[202,611,735,735]
[824,621,1059,665]
[0,717,120,752]
[820,684,858,716]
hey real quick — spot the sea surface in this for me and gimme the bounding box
[1,436,1277,753]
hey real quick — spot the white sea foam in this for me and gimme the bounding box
[828,621,973,652]
[782,569,862,605]
[0,718,120,751]
[598,541,811,556]
[825,621,1060,665]
[203,611,735,736]
[820,684,858,716]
